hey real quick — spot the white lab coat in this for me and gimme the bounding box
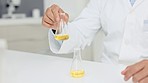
[49,0,148,64]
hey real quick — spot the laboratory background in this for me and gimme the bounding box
[0,0,104,62]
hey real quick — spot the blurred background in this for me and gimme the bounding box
[0,0,104,62]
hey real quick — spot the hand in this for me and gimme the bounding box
[42,4,69,30]
[121,60,148,83]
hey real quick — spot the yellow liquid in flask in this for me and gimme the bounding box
[54,34,69,40]
[70,70,85,78]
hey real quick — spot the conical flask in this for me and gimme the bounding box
[54,13,69,41]
[70,48,85,78]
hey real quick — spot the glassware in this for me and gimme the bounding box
[54,13,69,41]
[70,48,85,78]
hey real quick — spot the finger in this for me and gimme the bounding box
[42,16,59,29]
[42,20,53,29]
[64,13,69,23]
[124,61,145,81]
[51,4,60,22]
[59,9,69,23]
[45,7,55,22]
[43,21,57,30]
[43,15,54,25]
[132,67,148,83]
[121,68,128,75]
[139,77,148,83]
[58,8,64,13]
[60,13,69,23]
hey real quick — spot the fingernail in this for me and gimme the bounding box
[121,70,126,75]
[124,77,128,81]
[122,69,128,75]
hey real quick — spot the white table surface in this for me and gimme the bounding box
[0,50,132,83]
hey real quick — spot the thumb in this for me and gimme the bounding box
[59,9,69,23]
[64,13,69,23]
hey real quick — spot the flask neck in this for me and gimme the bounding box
[73,48,82,61]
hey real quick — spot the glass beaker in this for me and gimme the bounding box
[54,13,69,41]
[70,48,85,78]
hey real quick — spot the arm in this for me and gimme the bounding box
[43,0,103,54]
[51,0,102,54]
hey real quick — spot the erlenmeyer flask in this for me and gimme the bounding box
[70,48,85,78]
[54,13,69,41]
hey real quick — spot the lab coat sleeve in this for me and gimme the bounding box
[49,0,103,54]
[48,29,63,52]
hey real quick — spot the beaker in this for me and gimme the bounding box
[70,48,85,78]
[54,13,69,41]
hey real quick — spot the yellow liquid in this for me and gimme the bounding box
[55,34,69,40]
[70,70,85,78]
